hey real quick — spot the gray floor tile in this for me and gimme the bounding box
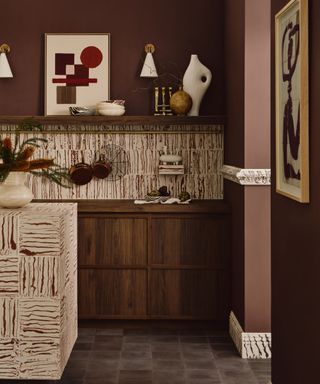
[78,328,96,336]
[123,335,151,343]
[151,342,181,352]
[96,328,124,336]
[153,359,185,370]
[153,369,186,383]
[208,336,232,344]
[92,341,122,351]
[186,369,221,381]
[94,335,123,343]
[121,350,152,360]
[119,359,153,371]
[151,335,180,342]
[186,380,221,384]
[86,360,119,376]
[184,359,216,369]
[152,350,182,360]
[122,343,151,352]
[180,336,209,343]
[58,327,271,384]
[74,342,93,351]
[118,370,152,384]
[90,350,121,360]
[76,335,95,343]
[85,378,117,384]
[69,350,91,361]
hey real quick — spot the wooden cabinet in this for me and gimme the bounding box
[77,201,231,320]
[78,217,147,266]
[78,269,147,317]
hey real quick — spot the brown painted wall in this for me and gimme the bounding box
[0,0,225,116]
[272,0,320,382]
[245,186,271,332]
[224,0,245,326]
[225,0,271,332]
[244,0,271,332]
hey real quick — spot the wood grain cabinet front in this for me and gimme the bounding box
[78,215,148,318]
[77,206,231,320]
[149,216,231,319]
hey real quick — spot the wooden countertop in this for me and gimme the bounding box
[0,115,226,126]
[34,199,230,214]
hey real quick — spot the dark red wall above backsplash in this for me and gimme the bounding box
[0,0,225,116]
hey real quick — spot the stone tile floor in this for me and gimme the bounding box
[3,326,271,384]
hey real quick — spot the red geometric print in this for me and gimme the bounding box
[80,46,103,68]
[55,53,75,75]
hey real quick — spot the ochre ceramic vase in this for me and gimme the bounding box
[169,87,192,115]
[0,172,33,208]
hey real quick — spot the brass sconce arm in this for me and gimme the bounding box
[0,44,11,54]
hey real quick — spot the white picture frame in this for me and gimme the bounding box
[45,33,110,115]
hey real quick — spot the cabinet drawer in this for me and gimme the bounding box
[78,216,147,266]
[149,269,226,318]
[150,217,230,267]
[78,269,147,317]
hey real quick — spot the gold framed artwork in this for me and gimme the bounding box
[275,0,309,202]
[45,33,110,115]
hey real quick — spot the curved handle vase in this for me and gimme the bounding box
[183,54,212,116]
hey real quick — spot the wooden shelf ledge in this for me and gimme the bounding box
[0,115,226,126]
[34,199,231,214]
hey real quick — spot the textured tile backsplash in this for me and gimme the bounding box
[1,124,224,199]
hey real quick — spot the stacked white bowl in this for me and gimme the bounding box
[97,100,125,116]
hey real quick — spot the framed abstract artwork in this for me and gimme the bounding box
[45,33,110,115]
[275,0,309,202]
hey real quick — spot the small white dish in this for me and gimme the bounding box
[97,109,125,116]
[159,154,182,163]
[97,101,125,109]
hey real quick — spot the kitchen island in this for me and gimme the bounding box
[0,203,77,380]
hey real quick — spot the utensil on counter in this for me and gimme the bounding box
[92,154,112,179]
[69,107,96,116]
[69,154,93,185]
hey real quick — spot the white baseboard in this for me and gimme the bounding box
[229,311,272,359]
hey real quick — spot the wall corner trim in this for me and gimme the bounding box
[221,165,271,185]
[229,311,272,359]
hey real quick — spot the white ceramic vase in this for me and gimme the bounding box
[0,172,33,208]
[183,54,212,116]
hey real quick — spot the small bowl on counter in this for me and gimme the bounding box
[97,100,126,116]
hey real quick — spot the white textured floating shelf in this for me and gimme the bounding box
[159,164,185,175]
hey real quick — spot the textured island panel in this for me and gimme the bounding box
[0,298,18,338]
[0,258,19,294]
[0,203,77,380]
[0,214,18,255]
[19,215,61,256]
[20,256,59,297]
[0,124,224,200]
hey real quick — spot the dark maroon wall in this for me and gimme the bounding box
[0,0,225,116]
[224,0,245,326]
[272,0,320,382]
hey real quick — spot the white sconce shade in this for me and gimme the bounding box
[140,44,158,78]
[0,44,13,78]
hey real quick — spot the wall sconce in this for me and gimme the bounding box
[0,44,13,78]
[140,43,158,78]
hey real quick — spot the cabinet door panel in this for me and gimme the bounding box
[78,269,147,317]
[150,217,230,267]
[149,270,223,318]
[78,216,147,265]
